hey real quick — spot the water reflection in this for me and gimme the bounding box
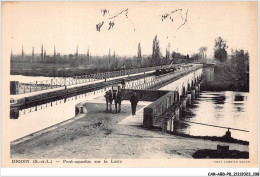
[176,91,249,141]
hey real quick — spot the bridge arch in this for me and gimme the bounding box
[196,68,202,81]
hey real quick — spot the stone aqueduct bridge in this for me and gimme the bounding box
[11,64,214,120]
[120,64,210,131]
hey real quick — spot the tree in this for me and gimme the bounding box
[191,53,199,62]
[165,43,171,61]
[137,43,142,66]
[10,48,13,62]
[171,51,181,60]
[152,35,161,66]
[31,46,34,62]
[199,47,207,59]
[86,47,90,61]
[108,48,111,66]
[53,46,56,63]
[166,48,170,60]
[44,49,46,60]
[171,51,187,62]
[231,49,249,79]
[21,45,24,61]
[214,37,228,62]
[112,50,118,69]
[113,50,116,62]
[41,44,43,61]
[68,54,74,60]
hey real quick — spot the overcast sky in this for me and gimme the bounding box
[2,1,258,58]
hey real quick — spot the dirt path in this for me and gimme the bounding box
[11,102,248,159]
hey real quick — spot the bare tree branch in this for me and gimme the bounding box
[106,8,129,21]
[177,9,190,31]
[161,8,190,31]
[161,9,182,17]
[161,9,182,22]
[96,8,135,32]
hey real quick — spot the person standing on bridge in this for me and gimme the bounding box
[104,91,110,112]
[115,90,122,113]
[121,78,126,89]
[105,90,113,112]
[130,92,139,115]
[112,89,117,112]
[108,90,113,112]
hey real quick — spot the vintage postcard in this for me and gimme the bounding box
[1,1,258,168]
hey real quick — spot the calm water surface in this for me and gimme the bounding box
[175,91,249,141]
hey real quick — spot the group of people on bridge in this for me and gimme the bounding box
[104,84,139,115]
[104,88,122,114]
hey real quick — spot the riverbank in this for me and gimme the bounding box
[168,132,249,145]
[201,81,249,92]
[11,101,248,159]
[193,149,249,159]
[201,60,249,92]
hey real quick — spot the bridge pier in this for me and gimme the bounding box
[195,85,199,98]
[181,96,187,110]
[175,107,180,121]
[166,117,175,132]
[170,117,174,132]
[191,88,196,101]
[166,119,171,131]
[186,91,192,106]
[198,83,201,94]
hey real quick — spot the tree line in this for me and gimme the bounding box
[11,36,249,78]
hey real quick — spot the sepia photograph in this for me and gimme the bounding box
[1,1,258,170]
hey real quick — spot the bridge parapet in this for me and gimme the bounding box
[143,91,177,129]
[129,64,203,91]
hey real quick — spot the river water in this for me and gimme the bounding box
[10,75,59,82]
[175,91,249,141]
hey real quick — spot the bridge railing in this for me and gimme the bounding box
[13,64,173,95]
[129,64,203,90]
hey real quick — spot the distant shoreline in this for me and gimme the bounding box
[201,82,249,92]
